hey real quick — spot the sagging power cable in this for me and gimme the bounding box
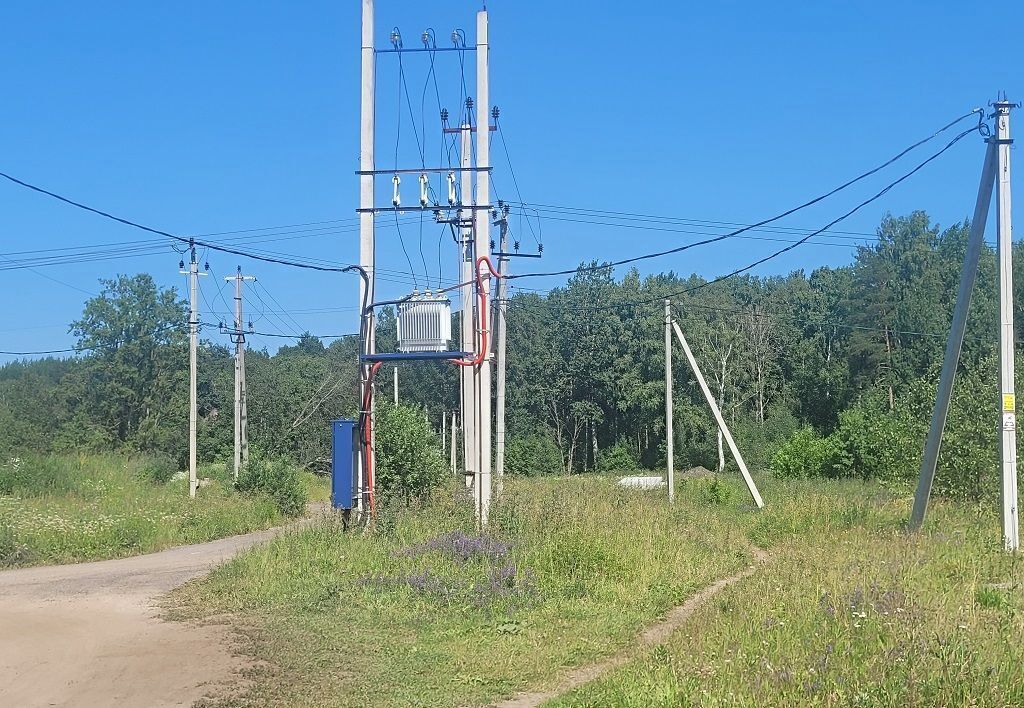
[508,109,984,281]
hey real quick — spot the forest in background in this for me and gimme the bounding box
[2,211,1022,502]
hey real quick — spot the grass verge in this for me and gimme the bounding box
[0,452,326,567]
[166,476,756,707]
[554,478,1024,707]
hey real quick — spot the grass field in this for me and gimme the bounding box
[168,474,1023,707]
[555,481,1024,707]
[0,453,328,567]
[168,476,754,707]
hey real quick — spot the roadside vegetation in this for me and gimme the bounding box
[168,475,754,707]
[0,452,323,567]
[169,475,1022,708]
[556,480,1024,707]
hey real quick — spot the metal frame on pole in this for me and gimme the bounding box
[909,138,999,531]
[358,0,376,516]
[994,98,1020,551]
[665,300,675,502]
[670,317,764,508]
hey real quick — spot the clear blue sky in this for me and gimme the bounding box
[0,1,1020,359]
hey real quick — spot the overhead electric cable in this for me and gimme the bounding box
[0,171,363,273]
[508,109,983,281]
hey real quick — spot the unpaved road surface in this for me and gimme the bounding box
[0,523,308,708]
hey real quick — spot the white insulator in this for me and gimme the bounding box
[392,174,401,207]
[447,172,457,205]
[419,173,429,206]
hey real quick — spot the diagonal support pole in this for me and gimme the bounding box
[909,139,998,531]
[671,319,765,508]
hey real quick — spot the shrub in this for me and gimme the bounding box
[374,403,446,503]
[237,456,307,517]
[597,440,639,473]
[771,427,844,479]
[506,433,563,477]
[699,476,735,505]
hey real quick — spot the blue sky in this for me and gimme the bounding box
[0,1,1020,358]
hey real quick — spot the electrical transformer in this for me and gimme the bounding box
[397,293,452,353]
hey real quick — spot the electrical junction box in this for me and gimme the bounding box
[397,293,452,353]
[331,419,358,510]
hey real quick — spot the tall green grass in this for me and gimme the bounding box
[168,476,756,707]
[555,479,1024,707]
[0,452,321,567]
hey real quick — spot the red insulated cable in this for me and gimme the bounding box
[453,256,503,368]
[362,361,382,515]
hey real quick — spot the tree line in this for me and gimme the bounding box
[1,211,1021,501]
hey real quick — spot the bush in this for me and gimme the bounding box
[237,456,308,517]
[597,441,640,473]
[374,403,446,503]
[770,427,844,479]
[506,433,563,476]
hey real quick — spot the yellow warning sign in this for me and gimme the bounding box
[1003,393,1016,412]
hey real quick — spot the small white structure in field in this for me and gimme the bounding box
[617,475,667,490]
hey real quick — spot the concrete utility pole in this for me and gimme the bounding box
[493,210,509,497]
[459,120,477,491]
[393,365,399,405]
[358,0,376,515]
[994,97,1020,551]
[910,138,999,530]
[451,412,458,476]
[671,318,764,508]
[665,300,674,502]
[475,8,493,526]
[225,267,256,482]
[180,247,206,499]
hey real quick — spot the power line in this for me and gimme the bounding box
[494,117,540,245]
[506,202,879,240]
[677,125,980,298]
[508,109,983,281]
[507,123,982,317]
[0,171,364,273]
[253,279,307,336]
[0,322,187,357]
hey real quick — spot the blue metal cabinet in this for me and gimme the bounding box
[331,419,358,510]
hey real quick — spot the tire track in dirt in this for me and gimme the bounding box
[493,546,770,708]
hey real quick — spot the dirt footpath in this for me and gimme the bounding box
[0,524,305,707]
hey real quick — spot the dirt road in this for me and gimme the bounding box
[0,523,308,708]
